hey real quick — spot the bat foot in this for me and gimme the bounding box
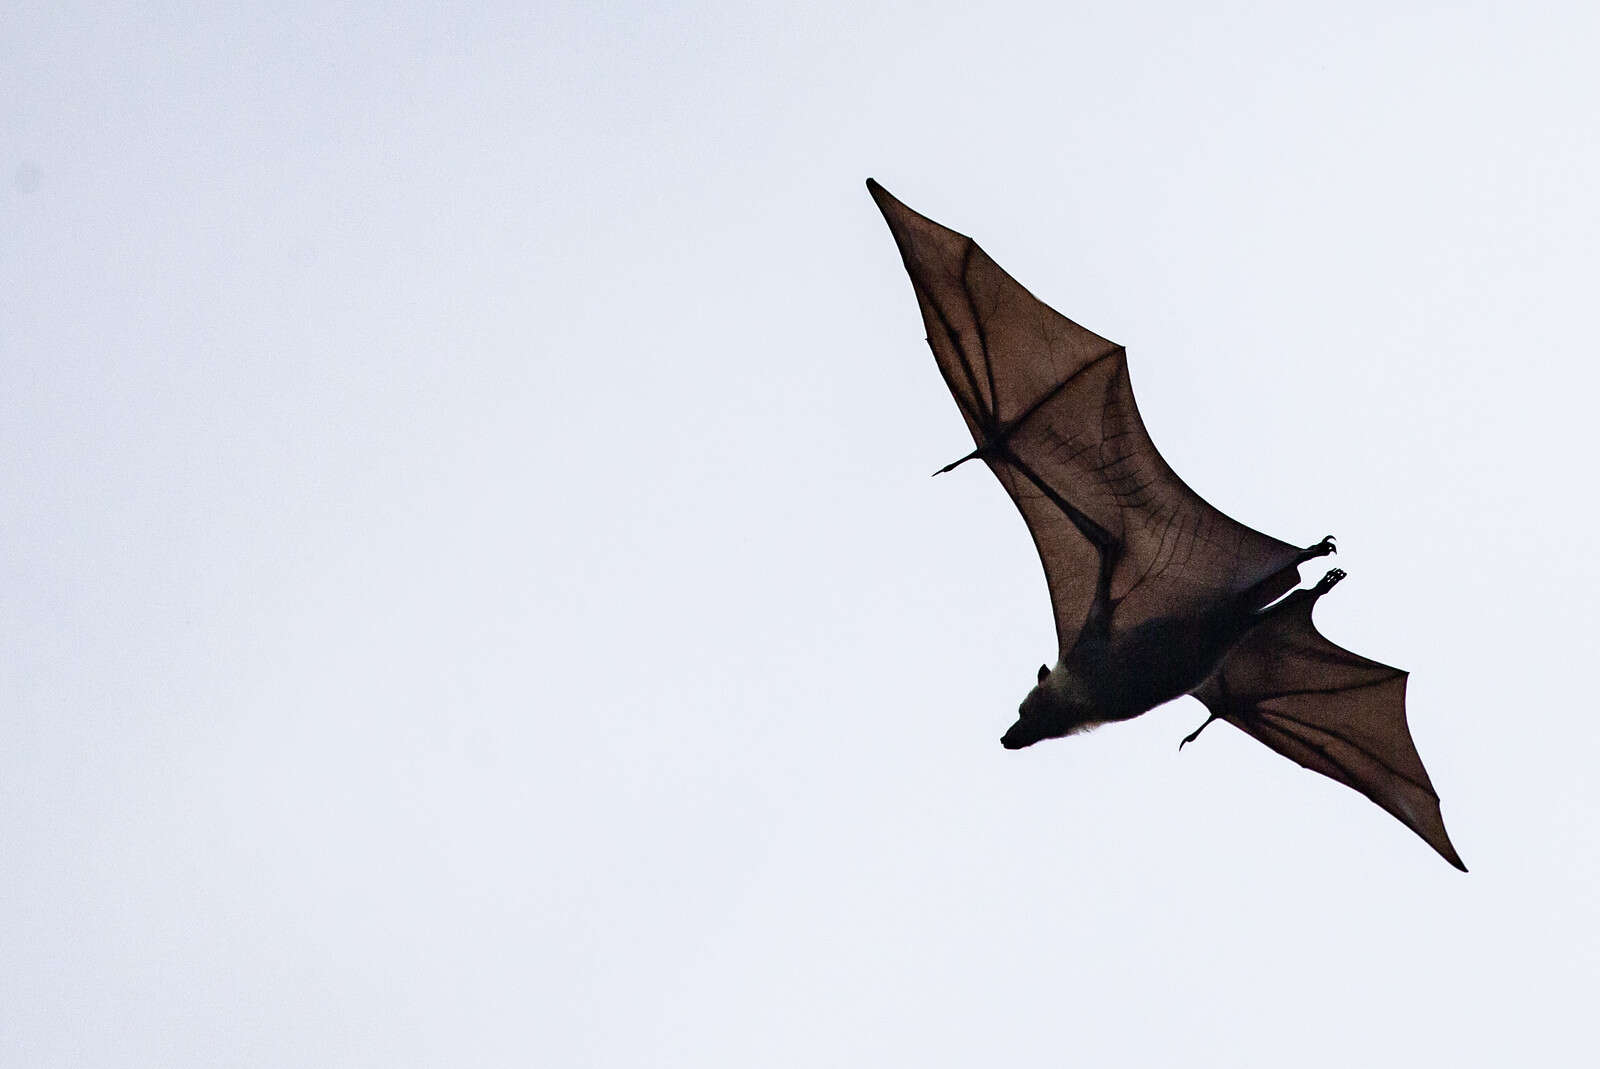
[1299,535,1337,562]
[1313,567,1347,595]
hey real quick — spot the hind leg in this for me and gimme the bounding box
[1252,566,1347,620]
[1185,567,1347,750]
[1233,536,1338,614]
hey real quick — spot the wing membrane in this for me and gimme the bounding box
[1193,595,1465,870]
[869,179,1303,654]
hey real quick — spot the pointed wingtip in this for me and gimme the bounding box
[864,177,903,217]
[1413,806,1467,872]
[862,178,975,269]
[863,177,932,223]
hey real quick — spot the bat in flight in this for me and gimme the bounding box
[867,179,1464,870]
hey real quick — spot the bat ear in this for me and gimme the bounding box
[1038,664,1051,683]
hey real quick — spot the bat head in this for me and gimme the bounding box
[1002,664,1102,749]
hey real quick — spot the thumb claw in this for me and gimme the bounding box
[1179,713,1220,750]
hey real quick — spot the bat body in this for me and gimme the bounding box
[1011,564,1341,750]
[868,179,1464,870]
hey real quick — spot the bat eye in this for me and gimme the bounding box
[1037,664,1051,683]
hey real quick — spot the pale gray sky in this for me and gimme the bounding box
[4,2,1597,1066]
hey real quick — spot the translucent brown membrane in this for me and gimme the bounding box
[868,178,1463,870]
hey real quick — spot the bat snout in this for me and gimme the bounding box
[1001,723,1039,750]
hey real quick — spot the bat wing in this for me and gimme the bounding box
[868,180,1305,657]
[1191,593,1465,870]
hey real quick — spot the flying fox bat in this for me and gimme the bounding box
[867,178,1464,870]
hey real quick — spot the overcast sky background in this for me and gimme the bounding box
[4,2,1598,1066]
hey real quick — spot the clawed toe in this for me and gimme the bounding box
[1315,567,1347,594]
[1298,535,1337,563]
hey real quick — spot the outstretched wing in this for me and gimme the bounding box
[868,180,1304,657]
[1192,593,1465,869]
